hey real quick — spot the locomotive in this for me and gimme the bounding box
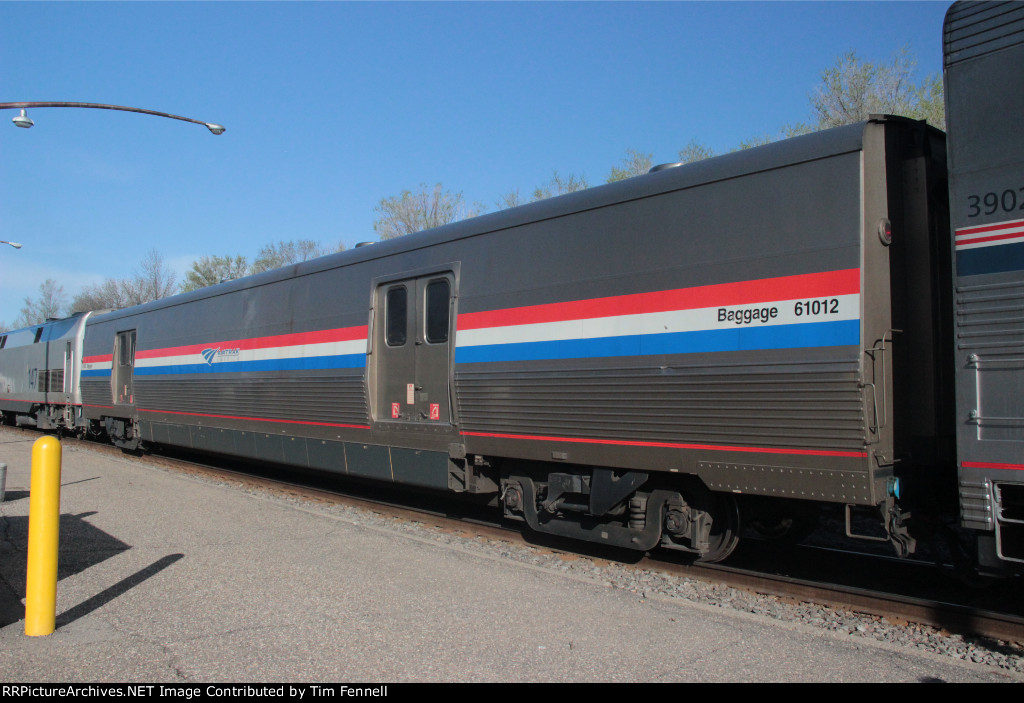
[1,1,1021,571]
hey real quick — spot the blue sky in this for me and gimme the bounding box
[0,1,948,327]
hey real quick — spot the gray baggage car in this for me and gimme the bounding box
[78,116,948,562]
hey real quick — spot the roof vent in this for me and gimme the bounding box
[648,162,684,173]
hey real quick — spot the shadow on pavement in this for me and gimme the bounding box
[56,553,184,628]
[0,511,132,628]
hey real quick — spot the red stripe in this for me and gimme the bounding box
[134,326,368,360]
[83,354,113,364]
[962,461,1024,471]
[956,218,1024,236]
[137,407,371,430]
[462,430,867,458]
[457,269,860,331]
[955,231,1024,247]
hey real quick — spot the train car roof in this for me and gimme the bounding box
[944,0,1024,67]
[0,311,92,338]
[86,117,928,325]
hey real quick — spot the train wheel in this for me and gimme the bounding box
[695,492,741,563]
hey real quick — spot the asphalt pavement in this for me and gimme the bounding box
[0,427,1018,683]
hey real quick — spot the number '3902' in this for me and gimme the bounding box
[967,187,1024,217]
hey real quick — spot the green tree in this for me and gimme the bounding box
[811,47,944,130]
[181,254,250,292]
[373,183,485,240]
[665,47,944,161]
[913,73,945,130]
[251,239,341,274]
[532,171,589,201]
[734,134,774,151]
[780,122,816,139]
[71,278,135,313]
[678,140,715,164]
[670,47,946,159]
[499,171,592,209]
[607,149,653,182]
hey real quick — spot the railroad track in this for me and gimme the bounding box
[6,425,1024,651]
[659,556,1024,647]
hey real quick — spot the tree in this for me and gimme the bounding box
[181,254,250,292]
[251,239,341,274]
[532,171,589,201]
[373,183,485,240]
[179,240,345,293]
[129,249,177,304]
[496,189,527,210]
[810,47,944,130]
[913,73,945,130]
[498,171,592,209]
[607,149,653,182]
[660,47,943,162]
[780,122,815,139]
[14,279,67,327]
[72,278,135,313]
[71,249,177,312]
[734,134,774,151]
[677,140,715,164]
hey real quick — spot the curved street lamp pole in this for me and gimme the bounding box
[0,101,225,135]
[0,103,223,255]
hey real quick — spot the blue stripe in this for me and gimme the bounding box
[133,353,366,376]
[82,369,112,377]
[454,319,860,364]
[957,241,1024,277]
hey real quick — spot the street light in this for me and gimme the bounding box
[0,102,219,279]
[0,102,225,135]
[12,109,32,128]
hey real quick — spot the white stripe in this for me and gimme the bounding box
[134,339,366,369]
[956,219,1024,247]
[455,294,860,348]
[82,361,112,371]
[956,233,1024,251]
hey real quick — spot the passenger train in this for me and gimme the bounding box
[2,2,1022,571]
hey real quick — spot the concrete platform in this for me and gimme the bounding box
[0,428,1018,682]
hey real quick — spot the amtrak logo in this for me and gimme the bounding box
[201,347,240,365]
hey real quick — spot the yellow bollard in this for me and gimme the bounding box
[25,435,62,636]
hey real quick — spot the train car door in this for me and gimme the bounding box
[63,341,74,398]
[62,340,74,423]
[373,272,455,426]
[112,329,136,406]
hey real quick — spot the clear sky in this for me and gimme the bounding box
[0,1,949,328]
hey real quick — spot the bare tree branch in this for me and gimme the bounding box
[373,183,486,240]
